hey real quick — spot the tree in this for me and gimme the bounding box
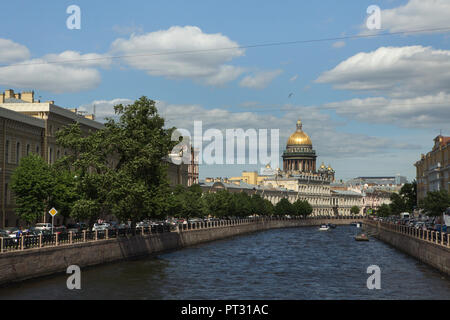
[204,190,232,218]
[49,168,79,225]
[231,192,252,218]
[376,204,391,217]
[250,194,265,216]
[263,199,274,216]
[274,198,294,217]
[184,184,206,219]
[389,181,417,215]
[11,154,53,225]
[56,96,177,225]
[350,205,360,215]
[419,190,450,217]
[293,199,313,218]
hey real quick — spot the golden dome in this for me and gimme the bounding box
[287,118,312,146]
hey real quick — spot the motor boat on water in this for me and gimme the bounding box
[327,223,336,229]
[319,224,330,231]
[355,233,369,241]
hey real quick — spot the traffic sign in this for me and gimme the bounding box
[49,207,58,216]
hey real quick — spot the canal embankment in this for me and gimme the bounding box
[363,220,450,276]
[0,217,360,285]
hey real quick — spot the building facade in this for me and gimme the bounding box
[0,90,103,227]
[206,118,363,216]
[0,89,198,227]
[415,135,450,202]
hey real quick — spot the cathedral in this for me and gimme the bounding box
[282,118,335,181]
[208,118,364,217]
[260,118,360,216]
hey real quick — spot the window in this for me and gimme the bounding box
[16,142,21,164]
[4,183,8,206]
[49,147,53,164]
[56,150,60,160]
[5,140,9,163]
[26,144,30,156]
[36,145,40,155]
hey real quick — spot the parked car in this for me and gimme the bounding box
[53,226,67,235]
[35,223,52,231]
[0,229,9,237]
[92,223,111,231]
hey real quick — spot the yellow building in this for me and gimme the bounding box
[415,135,450,202]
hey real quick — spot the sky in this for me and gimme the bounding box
[1,0,449,181]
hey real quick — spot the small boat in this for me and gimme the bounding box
[356,222,362,228]
[319,224,329,231]
[327,223,336,229]
[355,233,369,241]
[350,222,357,226]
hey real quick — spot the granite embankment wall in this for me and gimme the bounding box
[0,217,359,285]
[364,220,450,276]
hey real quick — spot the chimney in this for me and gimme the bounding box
[14,93,21,100]
[84,114,95,120]
[21,91,34,103]
[4,89,14,99]
[69,108,78,113]
[0,93,4,103]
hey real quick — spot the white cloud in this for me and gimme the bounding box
[239,69,283,89]
[0,58,102,93]
[110,26,245,86]
[154,101,419,158]
[79,98,134,121]
[0,39,30,63]
[379,0,450,33]
[316,46,450,98]
[322,92,450,128]
[42,51,112,69]
[289,74,299,82]
[332,41,346,48]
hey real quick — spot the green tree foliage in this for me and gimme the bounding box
[231,192,252,218]
[11,154,53,225]
[203,190,232,218]
[350,205,360,215]
[293,199,313,217]
[419,190,450,217]
[263,199,274,216]
[49,167,79,225]
[274,198,294,217]
[376,203,391,217]
[389,181,417,215]
[250,194,265,216]
[56,96,177,224]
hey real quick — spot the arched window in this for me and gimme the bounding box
[5,140,9,163]
[49,147,53,164]
[16,142,21,164]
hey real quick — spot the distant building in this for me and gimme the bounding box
[208,118,362,216]
[415,135,450,202]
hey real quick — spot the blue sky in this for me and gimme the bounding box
[1,0,449,181]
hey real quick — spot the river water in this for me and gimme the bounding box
[1,225,449,299]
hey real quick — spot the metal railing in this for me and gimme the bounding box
[365,219,450,249]
[0,215,364,254]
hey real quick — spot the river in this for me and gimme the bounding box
[0,225,449,299]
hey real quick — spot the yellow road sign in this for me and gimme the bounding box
[49,207,58,217]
